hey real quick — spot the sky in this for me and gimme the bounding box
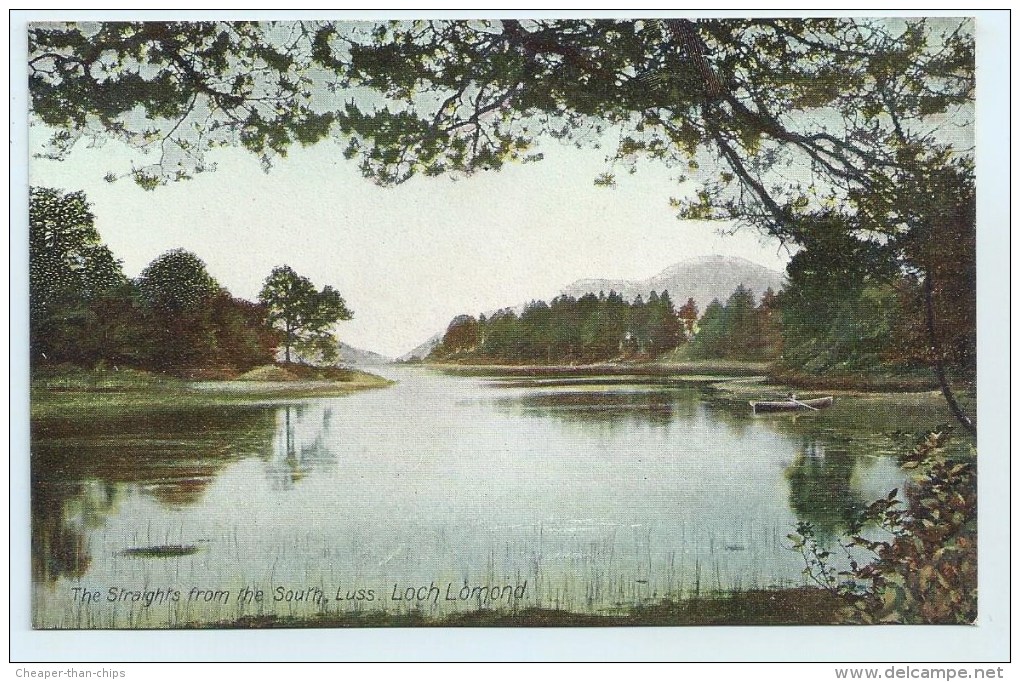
[29,124,791,358]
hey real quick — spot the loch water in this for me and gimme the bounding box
[30,366,953,627]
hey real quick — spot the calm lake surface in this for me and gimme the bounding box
[31,366,955,627]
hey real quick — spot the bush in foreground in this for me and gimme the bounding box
[790,427,976,624]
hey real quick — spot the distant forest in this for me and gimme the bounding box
[428,287,777,365]
[431,246,975,379]
[432,290,693,364]
[32,182,974,383]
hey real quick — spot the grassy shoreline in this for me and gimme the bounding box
[30,365,394,419]
[184,587,844,629]
[426,359,769,377]
[425,358,968,396]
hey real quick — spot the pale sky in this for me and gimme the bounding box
[29,124,790,358]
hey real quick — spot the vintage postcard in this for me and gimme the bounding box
[19,13,1005,654]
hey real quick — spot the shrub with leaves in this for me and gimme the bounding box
[788,427,976,624]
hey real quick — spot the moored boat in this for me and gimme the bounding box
[749,396,833,413]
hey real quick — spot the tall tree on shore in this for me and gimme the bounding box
[258,266,353,363]
[689,298,726,359]
[647,290,683,356]
[29,187,125,363]
[721,285,758,359]
[136,249,223,372]
[137,248,221,313]
[440,314,480,355]
[778,217,901,373]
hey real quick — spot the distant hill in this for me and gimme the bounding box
[397,333,443,362]
[561,255,786,309]
[338,342,393,366]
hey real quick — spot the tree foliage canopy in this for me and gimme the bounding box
[29,190,275,372]
[137,248,221,312]
[28,17,974,289]
[29,187,124,306]
[688,285,782,361]
[432,289,683,364]
[29,186,125,361]
[258,265,353,363]
[30,19,972,221]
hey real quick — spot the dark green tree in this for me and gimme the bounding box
[519,300,552,361]
[721,285,758,359]
[648,290,683,355]
[135,249,222,372]
[548,295,581,360]
[690,298,725,359]
[439,314,480,355]
[137,248,221,313]
[258,265,353,363]
[778,217,902,373]
[577,291,619,361]
[479,308,521,360]
[29,187,125,363]
[687,285,780,361]
[75,281,150,368]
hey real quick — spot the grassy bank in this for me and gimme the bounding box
[426,357,958,394]
[31,364,394,419]
[699,372,960,419]
[767,367,955,393]
[664,346,963,394]
[188,587,843,628]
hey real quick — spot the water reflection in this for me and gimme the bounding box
[29,370,922,625]
[506,388,699,427]
[266,405,338,488]
[500,385,898,540]
[31,407,276,583]
[784,440,867,538]
[31,480,114,583]
[748,394,961,461]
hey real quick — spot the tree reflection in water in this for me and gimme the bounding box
[507,388,700,429]
[31,407,276,582]
[266,404,337,488]
[30,480,116,583]
[785,440,867,539]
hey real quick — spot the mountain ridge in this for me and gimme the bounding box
[338,342,393,366]
[397,333,443,362]
[561,255,786,309]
